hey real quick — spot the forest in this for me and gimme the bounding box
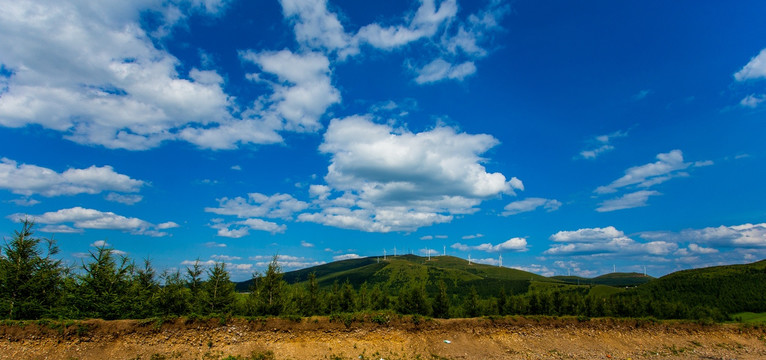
[2,220,765,322]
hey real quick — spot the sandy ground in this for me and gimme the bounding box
[2,316,765,359]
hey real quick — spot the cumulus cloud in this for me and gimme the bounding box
[734,48,766,81]
[0,158,144,197]
[9,206,175,236]
[0,0,239,150]
[502,197,561,216]
[510,264,554,277]
[596,190,661,212]
[206,192,308,219]
[414,59,476,84]
[279,0,504,84]
[545,226,677,257]
[451,237,528,253]
[238,49,341,133]
[300,240,315,247]
[297,116,522,232]
[644,223,766,249]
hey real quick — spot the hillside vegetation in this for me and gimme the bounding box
[2,221,766,322]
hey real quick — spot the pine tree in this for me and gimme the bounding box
[463,286,481,317]
[156,270,190,316]
[432,280,450,318]
[0,220,63,319]
[185,259,205,314]
[128,258,159,318]
[202,262,235,315]
[77,245,132,319]
[254,255,285,316]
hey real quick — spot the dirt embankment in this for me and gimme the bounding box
[2,316,765,360]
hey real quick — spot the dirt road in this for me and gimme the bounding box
[2,316,765,359]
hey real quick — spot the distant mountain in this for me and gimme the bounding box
[236,255,549,296]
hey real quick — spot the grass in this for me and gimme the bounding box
[731,312,766,323]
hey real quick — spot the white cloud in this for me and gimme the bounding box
[740,94,766,108]
[39,224,82,233]
[211,254,241,261]
[210,217,287,238]
[596,190,661,212]
[579,130,627,160]
[414,59,476,84]
[8,198,40,206]
[660,223,766,248]
[91,240,109,247]
[300,240,315,247]
[105,192,143,205]
[503,197,561,216]
[420,235,434,240]
[231,165,242,171]
[545,226,677,257]
[157,221,180,229]
[9,206,174,236]
[238,49,341,133]
[206,192,308,219]
[595,150,692,194]
[203,241,227,248]
[510,264,554,277]
[298,116,520,232]
[550,226,625,243]
[0,1,237,150]
[462,233,484,240]
[333,253,362,261]
[353,0,458,51]
[0,158,144,197]
[280,0,350,52]
[734,48,766,81]
[451,237,528,253]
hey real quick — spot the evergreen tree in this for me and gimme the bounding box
[77,245,132,319]
[369,283,388,310]
[432,280,450,318]
[156,270,190,316]
[496,287,508,315]
[202,262,235,315]
[339,280,356,312]
[463,286,481,317]
[254,255,285,316]
[0,220,63,319]
[397,282,430,315]
[185,259,205,314]
[127,258,159,318]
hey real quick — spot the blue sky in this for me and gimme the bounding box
[1,0,765,280]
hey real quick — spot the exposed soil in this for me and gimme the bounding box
[2,316,765,359]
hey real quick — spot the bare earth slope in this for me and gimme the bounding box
[2,317,765,359]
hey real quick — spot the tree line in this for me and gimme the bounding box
[0,221,750,321]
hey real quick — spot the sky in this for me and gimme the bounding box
[1,0,765,281]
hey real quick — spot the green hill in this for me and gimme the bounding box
[237,255,549,297]
[551,272,653,287]
[628,259,766,315]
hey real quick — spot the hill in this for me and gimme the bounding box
[551,272,654,287]
[627,259,766,315]
[237,255,550,297]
